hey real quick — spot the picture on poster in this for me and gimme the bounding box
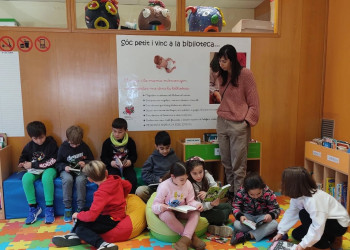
[116,36,251,131]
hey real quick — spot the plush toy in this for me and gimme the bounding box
[138,0,171,31]
[85,0,120,29]
[186,6,226,32]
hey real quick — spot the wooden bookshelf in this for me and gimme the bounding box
[304,141,350,212]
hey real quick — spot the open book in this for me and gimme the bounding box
[68,162,81,174]
[268,240,297,250]
[242,218,265,230]
[204,184,231,202]
[27,168,44,175]
[168,205,197,214]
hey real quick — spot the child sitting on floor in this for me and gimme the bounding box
[152,161,206,250]
[185,156,232,238]
[52,160,131,250]
[231,173,280,246]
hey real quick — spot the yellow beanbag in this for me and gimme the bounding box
[101,194,146,241]
[146,192,209,243]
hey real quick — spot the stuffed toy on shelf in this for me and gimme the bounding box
[138,0,171,31]
[85,0,120,29]
[186,6,226,32]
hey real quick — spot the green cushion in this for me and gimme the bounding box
[146,192,209,243]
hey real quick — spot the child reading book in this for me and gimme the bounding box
[185,156,233,238]
[152,161,206,250]
[231,173,280,246]
[272,167,349,250]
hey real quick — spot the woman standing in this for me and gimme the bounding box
[216,44,260,197]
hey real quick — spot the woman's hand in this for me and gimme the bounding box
[197,191,206,201]
[65,166,71,172]
[295,245,304,250]
[272,233,283,242]
[72,212,78,219]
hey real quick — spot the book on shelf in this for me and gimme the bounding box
[0,133,7,149]
[203,133,218,143]
[341,182,348,208]
[242,217,265,230]
[204,184,231,202]
[168,205,197,213]
[326,178,335,195]
[268,240,297,250]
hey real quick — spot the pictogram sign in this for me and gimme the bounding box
[0,36,15,51]
[17,36,33,52]
[35,36,51,52]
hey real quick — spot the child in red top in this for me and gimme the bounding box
[52,160,131,250]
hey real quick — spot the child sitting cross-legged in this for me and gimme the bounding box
[231,173,281,246]
[52,160,132,250]
[185,156,233,238]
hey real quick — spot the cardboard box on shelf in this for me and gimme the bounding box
[232,19,273,33]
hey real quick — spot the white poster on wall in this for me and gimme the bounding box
[0,51,24,136]
[117,35,251,131]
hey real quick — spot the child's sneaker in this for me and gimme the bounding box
[25,206,42,225]
[230,231,251,246]
[97,242,118,250]
[208,225,233,238]
[52,233,81,247]
[45,206,55,224]
[64,208,72,222]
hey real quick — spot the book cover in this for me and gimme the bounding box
[268,240,297,250]
[242,217,265,230]
[341,182,348,208]
[204,184,231,202]
[168,205,197,213]
[326,178,335,195]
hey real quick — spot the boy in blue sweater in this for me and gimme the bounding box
[135,131,179,202]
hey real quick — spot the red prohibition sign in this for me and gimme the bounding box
[35,36,51,52]
[17,36,33,52]
[0,36,15,51]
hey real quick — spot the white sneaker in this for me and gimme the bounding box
[208,225,233,238]
[97,242,118,250]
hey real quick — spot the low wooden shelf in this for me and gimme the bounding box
[176,140,261,185]
[304,141,350,212]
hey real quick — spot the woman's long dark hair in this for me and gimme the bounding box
[218,44,242,87]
